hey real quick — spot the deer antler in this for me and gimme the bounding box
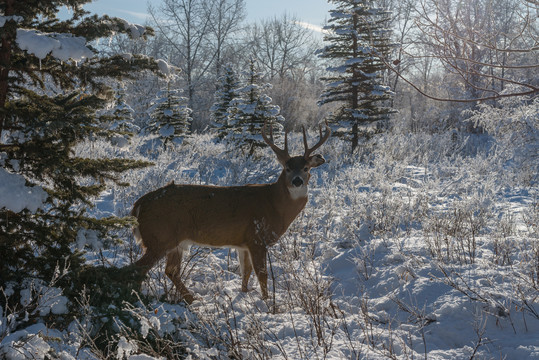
[262,121,290,164]
[303,121,331,159]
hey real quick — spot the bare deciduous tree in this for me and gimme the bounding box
[203,0,246,77]
[242,14,325,129]
[149,0,245,113]
[381,0,538,102]
[246,13,320,81]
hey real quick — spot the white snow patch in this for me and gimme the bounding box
[0,15,23,27]
[159,124,175,137]
[36,287,69,316]
[118,19,147,39]
[129,355,165,360]
[0,324,50,360]
[0,168,47,213]
[16,29,94,61]
[117,336,137,359]
[76,229,101,250]
[157,59,173,76]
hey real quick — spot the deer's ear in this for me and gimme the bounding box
[307,154,325,168]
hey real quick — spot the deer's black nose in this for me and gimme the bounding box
[292,177,304,187]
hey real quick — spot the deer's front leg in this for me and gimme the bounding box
[248,245,268,299]
[238,248,253,292]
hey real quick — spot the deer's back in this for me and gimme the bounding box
[132,183,278,249]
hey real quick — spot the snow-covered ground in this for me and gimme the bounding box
[1,125,538,359]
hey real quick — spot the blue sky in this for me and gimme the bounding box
[70,0,331,32]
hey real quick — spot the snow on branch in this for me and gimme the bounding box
[0,168,48,213]
[0,15,23,27]
[116,18,147,39]
[156,59,178,77]
[16,29,94,62]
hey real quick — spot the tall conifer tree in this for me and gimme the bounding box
[227,58,284,155]
[107,85,137,132]
[147,81,192,146]
[318,0,394,151]
[0,1,159,306]
[102,85,139,147]
[210,64,239,138]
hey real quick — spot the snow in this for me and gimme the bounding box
[157,58,174,76]
[18,279,69,317]
[329,11,352,19]
[0,15,23,27]
[345,57,364,65]
[326,64,348,73]
[360,69,377,77]
[335,27,356,35]
[76,229,101,250]
[117,19,147,39]
[140,315,161,338]
[117,336,137,359]
[0,167,47,213]
[158,124,175,137]
[357,45,373,53]
[0,324,51,360]
[129,355,165,360]
[35,287,69,316]
[70,127,536,359]
[349,109,369,119]
[326,80,344,88]
[3,95,537,359]
[16,29,94,61]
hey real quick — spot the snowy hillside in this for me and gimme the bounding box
[2,119,537,359]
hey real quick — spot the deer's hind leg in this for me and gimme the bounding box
[134,239,166,274]
[165,245,195,304]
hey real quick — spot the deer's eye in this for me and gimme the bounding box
[303,167,308,172]
[286,167,291,172]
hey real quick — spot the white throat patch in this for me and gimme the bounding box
[288,185,308,200]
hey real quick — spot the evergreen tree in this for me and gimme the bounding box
[210,64,239,138]
[0,1,159,310]
[147,81,192,147]
[103,85,139,146]
[227,58,284,155]
[107,86,137,131]
[318,0,394,151]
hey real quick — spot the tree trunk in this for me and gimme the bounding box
[351,121,359,153]
[0,0,15,140]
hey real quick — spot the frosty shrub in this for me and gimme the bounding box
[466,87,539,185]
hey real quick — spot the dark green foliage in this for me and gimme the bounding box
[0,0,157,320]
[318,0,395,151]
[68,265,146,307]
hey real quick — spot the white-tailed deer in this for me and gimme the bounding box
[131,122,330,304]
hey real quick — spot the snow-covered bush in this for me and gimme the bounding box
[467,88,538,185]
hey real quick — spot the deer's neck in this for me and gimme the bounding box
[271,172,308,227]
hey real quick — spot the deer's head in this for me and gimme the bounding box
[262,122,331,198]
